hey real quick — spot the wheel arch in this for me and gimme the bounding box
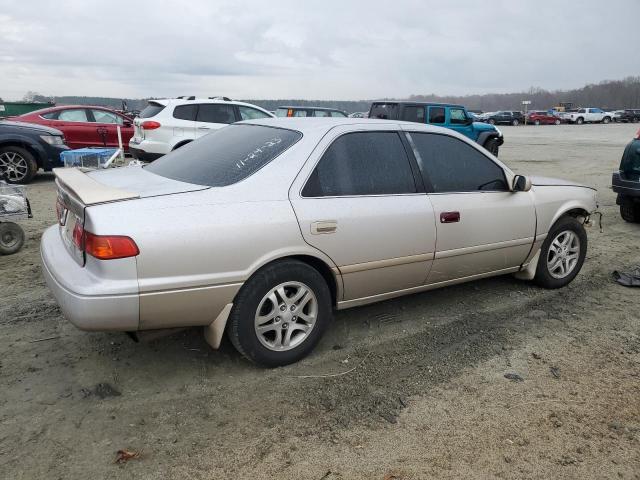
[172,139,193,151]
[0,139,45,168]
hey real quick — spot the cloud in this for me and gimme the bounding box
[0,0,638,100]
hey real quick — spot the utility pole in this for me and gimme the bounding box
[522,100,531,125]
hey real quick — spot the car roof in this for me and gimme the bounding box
[277,106,345,112]
[22,104,123,116]
[239,117,461,135]
[371,101,465,108]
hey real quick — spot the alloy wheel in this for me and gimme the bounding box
[0,151,29,182]
[546,230,580,279]
[254,281,318,351]
[1,228,18,248]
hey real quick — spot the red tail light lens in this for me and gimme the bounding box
[72,222,84,249]
[84,232,139,260]
[141,120,161,130]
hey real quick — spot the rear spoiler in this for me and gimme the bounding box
[54,168,139,206]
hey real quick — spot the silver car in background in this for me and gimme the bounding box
[41,118,598,366]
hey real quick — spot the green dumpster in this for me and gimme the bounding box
[0,102,55,118]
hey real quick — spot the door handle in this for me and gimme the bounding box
[311,220,337,234]
[440,211,460,223]
[198,126,211,130]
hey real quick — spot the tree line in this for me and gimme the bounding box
[20,76,640,114]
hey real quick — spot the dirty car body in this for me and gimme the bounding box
[41,118,598,366]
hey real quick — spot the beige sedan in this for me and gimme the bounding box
[42,118,598,366]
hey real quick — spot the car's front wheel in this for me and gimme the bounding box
[533,216,587,289]
[487,118,495,125]
[228,259,332,367]
[554,119,561,125]
[0,146,38,184]
[512,119,520,126]
[602,116,611,124]
[576,117,584,125]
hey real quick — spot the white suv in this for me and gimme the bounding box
[129,97,274,161]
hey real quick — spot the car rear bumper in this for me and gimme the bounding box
[129,146,163,162]
[40,225,140,331]
[612,171,640,200]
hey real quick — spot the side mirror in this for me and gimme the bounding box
[512,175,531,192]
[465,116,474,125]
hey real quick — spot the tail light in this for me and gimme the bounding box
[141,120,161,130]
[635,128,640,140]
[85,232,139,260]
[71,222,139,260]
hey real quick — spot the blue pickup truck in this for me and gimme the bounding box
[369,102,504,156]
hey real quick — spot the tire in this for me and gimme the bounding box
[0,222,25,255]
[227,259,332,367]
[0,146,38,184]
[602,116,611,124]
[488,118,495,125]
[512,119,520,126]
[576,117,584,125]
[633,117,639,124]
[554,119,561,125]
[620,200,640,223]
[534,119,541,126]
[483,138,499,156]
[533,216,587,289]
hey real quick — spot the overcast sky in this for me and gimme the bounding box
[1,0,638,101]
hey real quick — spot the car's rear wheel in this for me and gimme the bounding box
[620,200,640,223]
[576,117,584,125]
[534,119,540,126]
[0,146,38,184]
[483,138,499,156]
[0,222,25,255]
[533,216,587,289]
[554,119,561,125]
[228,259,332,367]
[512,119,520,126]
[488,118,495,125]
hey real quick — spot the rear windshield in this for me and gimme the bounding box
[146,124,302,187]
[620,140,640,176]
[139,102,165,118]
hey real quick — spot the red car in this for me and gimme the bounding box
[13,105,134,151]
[526,111,561,125]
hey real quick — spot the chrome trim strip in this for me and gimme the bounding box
[336,252,434,275]
[434,237,534,260]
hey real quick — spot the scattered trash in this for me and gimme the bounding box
[504,373,524,382]
[29,336,60,343]
[550,366,561,379]
[531,352,542,360]
[114,449,140,464]
[81,383,121,399]
[612,268,640,287]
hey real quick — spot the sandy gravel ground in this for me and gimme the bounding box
[1,123,639,479]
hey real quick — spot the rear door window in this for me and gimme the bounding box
[428,107,445,124]
[302,131,416,197]
[146,125,301,187]
[293,110,309,117]
[196,104,236,124]
[401,106,425,123]
[313,110,331,117]
[58,109,89,122]
[329,111,347,117]
[369,103,399,120]
[173,104,198,121]
[407,132,508,193]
